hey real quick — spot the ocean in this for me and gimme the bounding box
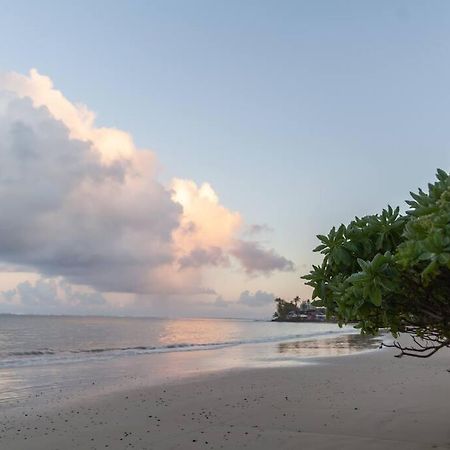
[0,315,378,412]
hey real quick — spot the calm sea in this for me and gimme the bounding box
[0,315,378,411]
[0,315,359,368]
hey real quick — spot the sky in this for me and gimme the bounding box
[0,0,449,318]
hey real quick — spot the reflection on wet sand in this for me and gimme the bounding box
[277,334,381,357]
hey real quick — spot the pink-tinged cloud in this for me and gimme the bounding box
[178,247,229,269]
[0,77,180,294]
[0,69,293,301]
[231,240,295,275]
[171,178,242,262]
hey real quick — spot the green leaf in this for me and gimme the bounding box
[370,288,382,306]
[300,169,450,354]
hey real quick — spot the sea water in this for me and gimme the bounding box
[0,315,377,411]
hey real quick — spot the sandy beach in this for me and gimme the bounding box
[1,344,449,450]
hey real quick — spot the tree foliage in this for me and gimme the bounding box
[302,169,450,357]
[273,297,298,320]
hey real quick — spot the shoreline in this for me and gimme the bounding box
[0,331,379,412]
[0,326,360,368]
[2,339,449,449]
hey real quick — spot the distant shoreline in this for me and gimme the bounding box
[271,318,338,323]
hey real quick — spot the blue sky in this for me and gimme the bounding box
[0,1,449,316]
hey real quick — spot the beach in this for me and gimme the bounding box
[1,341,449,450]
[1,5,450,450]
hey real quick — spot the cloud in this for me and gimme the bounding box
[238,290,274,307]
[245,224,273,236]
[231,240,295,275]
[208,290,275,310]
[0,278,107,313]
[213,296,229,308]
[178,247,229,269]
[0,88,180,294]
[0,69,293,304]
[0,69,135,163]
[171,178,241,254]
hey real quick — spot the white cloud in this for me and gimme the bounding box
[0,69,293,312]
[0,69,136,163]
[0,88,180,294]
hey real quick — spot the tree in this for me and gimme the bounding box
[273,297,298,320]
[302,169,450,357]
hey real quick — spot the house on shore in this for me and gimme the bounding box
[273,298,331,322]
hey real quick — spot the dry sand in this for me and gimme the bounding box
[1,345,449,450]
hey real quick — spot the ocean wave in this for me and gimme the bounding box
[7,349,55,356]
[0,329,357,369]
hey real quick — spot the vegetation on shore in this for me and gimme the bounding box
[302,169,450,357]
[272,297,330,322]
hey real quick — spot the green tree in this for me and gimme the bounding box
[302,169,450,357]
[273,297,298,320]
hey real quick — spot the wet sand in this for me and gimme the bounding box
[1,343,449,449]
